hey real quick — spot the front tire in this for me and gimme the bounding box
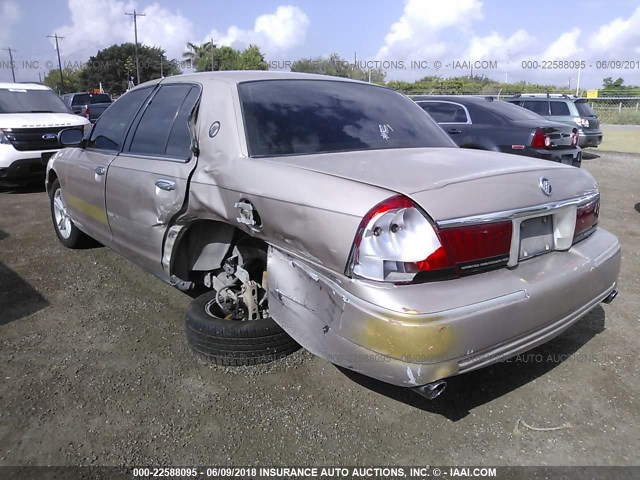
[49,179,89,248]
[185,290,300,366]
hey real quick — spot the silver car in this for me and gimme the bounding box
[46,72,621,399]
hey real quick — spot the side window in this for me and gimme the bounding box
[128,84,200,159]
[522,100,550,116]
[419,102,468,123]
[88,87,152,151]
[550,101,571,116]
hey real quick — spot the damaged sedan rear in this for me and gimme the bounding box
[46,72,621,397]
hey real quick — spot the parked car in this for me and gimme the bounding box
[504,94,603,148]
[46,72,620,398]
[61,92,112,123]
[413,95,582,167]
[0,82,90,186]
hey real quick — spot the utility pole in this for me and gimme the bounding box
[160,53,163,78]
[2,47,16,82]
[125,9,146,85]
[210,38,215,71]
[47,34,64,91]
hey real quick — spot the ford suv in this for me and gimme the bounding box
[505,94,603,148]
[0,83,90,186]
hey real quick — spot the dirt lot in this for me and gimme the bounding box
[0,151,638,467]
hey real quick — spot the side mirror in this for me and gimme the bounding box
[58,128,85,147]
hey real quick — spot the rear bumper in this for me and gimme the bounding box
[578,131,603,148]
[523,146,582,166]
[268,229,621,387]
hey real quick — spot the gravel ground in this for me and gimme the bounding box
[0,151,638,467]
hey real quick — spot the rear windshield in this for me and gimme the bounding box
[483,100,548,121]
[71,93,112,105]
[575,100,596,117]
[238,80,454,157]
[0,88,70,114]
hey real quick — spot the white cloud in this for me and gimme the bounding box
[465,30,534,61]
[203,5,309,56]
[588,6,640,56]
[377,0,483,60]
[51,0,194,61]
[0,0,20,47]
[540,28,583,60]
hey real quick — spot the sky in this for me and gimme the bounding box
[1,0,640,89]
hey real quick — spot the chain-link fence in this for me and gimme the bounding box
[588,97,640,124]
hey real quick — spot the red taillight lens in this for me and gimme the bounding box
[347,196,512,283]
[83,106,90,119]
[574,197,599,243]
[531,129,548,148]
[439,221,512,270]
[571,128,579,146]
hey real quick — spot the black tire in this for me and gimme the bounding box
[185,290,300,366]
[49,179,90,248]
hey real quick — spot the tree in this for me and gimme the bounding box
[43,66,83,94]
[193,44,268,72]
[291,53,385,82]
[79,43,180,95]
[183,41,214,69]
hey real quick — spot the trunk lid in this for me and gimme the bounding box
[267,147,597,221]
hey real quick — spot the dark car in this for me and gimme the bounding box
[61,92,112,123]
[412,95,582,167]
[504,94,602,148]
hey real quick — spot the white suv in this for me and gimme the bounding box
[0,83,90,186]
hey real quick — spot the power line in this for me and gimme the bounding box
[47,33,65,91]
[125,10,146,85]
[2,47,16,82]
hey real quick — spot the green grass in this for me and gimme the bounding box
[599,127,640,154]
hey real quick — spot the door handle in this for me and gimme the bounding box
[155,179,176,191]
[94,166,106,176]
[447,128,462,134]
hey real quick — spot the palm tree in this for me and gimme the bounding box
[183,41,217,69]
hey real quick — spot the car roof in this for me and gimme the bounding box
[0,82,51,91]
[411,95,501,105]
[135,71,370,90]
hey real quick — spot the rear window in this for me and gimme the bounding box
[72,93,112,105]
[0,88,70,114]
[239,80,454,157]
[479,100,546,121]
[575,100,596,117]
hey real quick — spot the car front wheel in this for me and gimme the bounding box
[49,179,89,248]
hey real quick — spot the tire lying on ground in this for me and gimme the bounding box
[185,290,300,366]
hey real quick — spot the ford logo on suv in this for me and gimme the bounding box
[42,133,57,140]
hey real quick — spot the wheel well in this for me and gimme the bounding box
[46,169,58,193]
[170,220,266,283]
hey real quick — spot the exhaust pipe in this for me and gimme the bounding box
[602,289,618,304]
[413,380,447,400]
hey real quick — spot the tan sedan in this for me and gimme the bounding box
[46,72,620,399]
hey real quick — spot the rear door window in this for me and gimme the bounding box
[128,84,200,160]
[419,102,469,123]
[521,100,550,116]
[550,101,571,116]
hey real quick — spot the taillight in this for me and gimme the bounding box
[570,128,579,146]
[574,196,599,243]
[82,105,90,119]
[531,129,550,148]
[347,195,512,283]
[439,222,512,275]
